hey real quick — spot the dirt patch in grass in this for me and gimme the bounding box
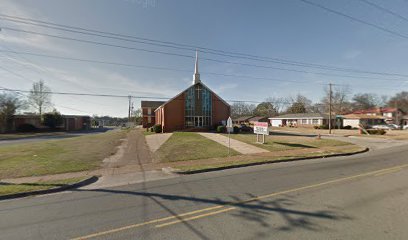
[0,177,87,196]
[155,132,240,162]
[0,130,127,179]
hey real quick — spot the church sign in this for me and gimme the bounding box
[254,122,268,144]
[254,122,269,135]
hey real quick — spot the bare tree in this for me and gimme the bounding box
[351,93,383,110]
[321,85,352,114]
[388,91,408,112]
[265,97,289,114]
[28,80,52,116]
[286,94,312,113]
[231,102,256,118]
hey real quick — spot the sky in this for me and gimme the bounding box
[1,0,408,117]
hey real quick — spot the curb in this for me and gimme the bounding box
[0,176,99,201]
[176,147,369,175]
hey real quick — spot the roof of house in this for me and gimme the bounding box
[234,116,254,122]
[352,107,401,114]
[13,114,40,119]
[269,113,329,119]
[248,116,269,122]
[155,82,230,111]
[342,114,385,119]
[141,101,166,109]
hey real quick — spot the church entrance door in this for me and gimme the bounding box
[194,116,203,127]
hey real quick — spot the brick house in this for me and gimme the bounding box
[154,52,230,132]
[11,114,90,132]
[141,101,165,128]
[352,107,404,125]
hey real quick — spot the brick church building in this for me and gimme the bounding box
[154,52,230,132]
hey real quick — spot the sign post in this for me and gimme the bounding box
[226,116,233,155]
[254,122,269,144]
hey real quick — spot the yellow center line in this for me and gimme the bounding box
[374,167,402,177]
[70,205,225,240]
[155,207,236,228]
[71,163,408,240]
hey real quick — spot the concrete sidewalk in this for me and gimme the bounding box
[145,133,173,152]
[198,132,269,154]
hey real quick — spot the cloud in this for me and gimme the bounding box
[0,1,70,53]
[212,83,237,94]
[343,50,362,60]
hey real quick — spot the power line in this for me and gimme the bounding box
[0,87,293,104]
[0,13,384,75]
[0,85,90,114]
[0,45,406,84]
[2,14,408,78]
[298,0,408,39]
[0,49,334,85]
[358,0,408,23]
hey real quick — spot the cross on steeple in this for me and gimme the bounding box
[195,84,202,99]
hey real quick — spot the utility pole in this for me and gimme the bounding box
[128,95,132,124]
[329,83,332,134]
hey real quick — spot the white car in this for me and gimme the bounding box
[387,124,400,129]
[403,125,408,130]
[371,124,396,130]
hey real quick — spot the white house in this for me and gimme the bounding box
[269,113,332,127]
[342,114,385,128]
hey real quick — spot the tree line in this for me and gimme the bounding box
[231,85,408,118]
[0,80,62,132]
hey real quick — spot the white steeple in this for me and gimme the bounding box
[193,50,200,84]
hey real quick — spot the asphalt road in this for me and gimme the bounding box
[1,144,408,239]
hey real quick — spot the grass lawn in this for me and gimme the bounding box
[155,132,240,162]
[175,145,365,173]
[225,133,352,152]
[142,131,156,136]
[170,133,363,173]
[0,177,86,196]
[0,130,127,179]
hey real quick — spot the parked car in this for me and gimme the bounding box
[240,124,253,133]
[403,125,408,130]
[372,124,398,130]
[388,124,401,129]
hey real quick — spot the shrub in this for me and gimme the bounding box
[216,125,226,133]
[366,129,386,135]
[42,111,63,129]
[16,123,37,132]
[233,126,240,134]
[342,125,352,129]
[153,124,162,133]
[313,126,319,129]
[319,125,329,129]
[150,127,154,132]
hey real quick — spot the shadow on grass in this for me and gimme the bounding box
[274,142,316,149]
[72,187,352,237]
[269,131,317,138]
[0,182,67,187]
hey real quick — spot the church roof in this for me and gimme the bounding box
[154,82,230,111]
